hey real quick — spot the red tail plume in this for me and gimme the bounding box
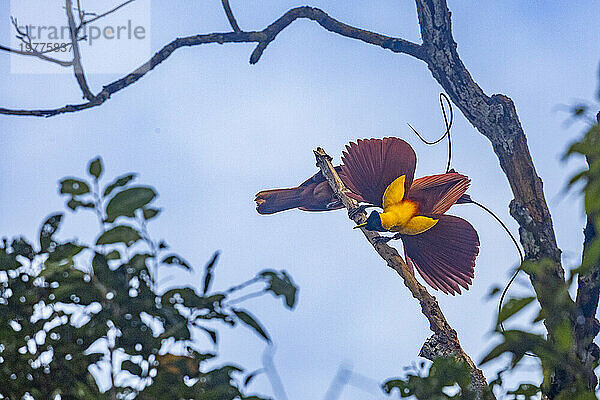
[255,169,345,214]
[255,188,305,215]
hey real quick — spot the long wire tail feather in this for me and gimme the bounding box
[468,198,525,334]
[408,93,454,173]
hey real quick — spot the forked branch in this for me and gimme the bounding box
[0,6,423,117]
[313,147,491,399]
[65,0,95,101]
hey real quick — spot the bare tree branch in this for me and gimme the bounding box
[314,147,492,400]
[249,7,424,64]
[76,0,85,25]
[0,44,73,67]
[221,0,241,32]
[2,18,74,66]
[0,6,422,117]
[65,0,95,101]
[81,0,137,27]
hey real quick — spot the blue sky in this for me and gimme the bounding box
[1,1,599,398]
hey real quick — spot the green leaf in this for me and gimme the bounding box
[533,308,546,323]
[67,198,95,211]
[96,225,141,247]
[105,186,156,223]
[481,330,546,366]
[579,238,600,275]
[121,360,142,376]
[497,296,536,326]
[260,270,298,309]
[142,207,161,220]
[162,254,192,270]
[383,379,412,397]
[232,309,271,343]
[487,286,501,299]
[244,369,265,387]
[39,213,63,252]
[103,173,137,197]
[568,169,588,187]
[11,237,35,260]
[0,249,21,270]
[88,157,103,180]
[197,325,218,344]
[106,250,121,260]
[92,253,111,283]
[203,251,220,294]
[59,178,90,196]
[506,384,540,400]
[47,242,86,263]
[128,253,152,274]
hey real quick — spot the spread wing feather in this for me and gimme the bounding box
[400,214,479,295]
[408,173,471,214]
[340,137,416,206]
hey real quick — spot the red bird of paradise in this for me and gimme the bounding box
[255,137,479,295]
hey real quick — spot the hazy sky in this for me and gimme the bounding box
[1,1,599,399]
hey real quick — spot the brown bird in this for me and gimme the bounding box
[255,137,479,295]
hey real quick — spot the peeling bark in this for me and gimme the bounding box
[413,1,591,395]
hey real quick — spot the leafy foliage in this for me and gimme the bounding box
[259,271,297,310]
[566,110,600,275]
[0,158,298,399]
[473,111,600,398]
[384,358,481,400]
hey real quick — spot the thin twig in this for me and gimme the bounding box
[65,0,95,101]
[82,0,137,27]
[108,346,118,400]
[0,44,73,66]
[225,276,261,293]
[3,18,73,66]
[76,0,84,25]
[221,0,241,32]
[226,290,264,305]
[137,213,160,288]
[324,365,352,400]
[262,346,288,400]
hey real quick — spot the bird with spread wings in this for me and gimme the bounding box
[255,137,479,295]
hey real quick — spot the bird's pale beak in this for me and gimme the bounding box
[353,223,367,229]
